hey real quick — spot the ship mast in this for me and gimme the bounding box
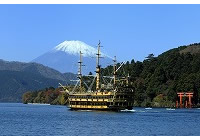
[78,51,83,94]
[96,41,101,91]
[113,56,117,87]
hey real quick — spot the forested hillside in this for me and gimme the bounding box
[102,43,200,107]
[22,87,68,105]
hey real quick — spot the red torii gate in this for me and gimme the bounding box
[176,92,193,108]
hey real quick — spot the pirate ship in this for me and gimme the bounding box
[60,41,134,111]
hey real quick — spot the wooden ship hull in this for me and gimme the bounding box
[68,88,134,111]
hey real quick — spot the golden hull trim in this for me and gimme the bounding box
[69,99,109,102]
[70,105,108,109]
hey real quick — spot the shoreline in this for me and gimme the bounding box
[1,102,200,108]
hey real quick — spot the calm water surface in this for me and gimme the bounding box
[0,103,200,136]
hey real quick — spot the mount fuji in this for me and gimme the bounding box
[32,40,113,74]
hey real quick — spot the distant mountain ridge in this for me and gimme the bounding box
[0,59,67,81]
[0,59,76,102]
[32,40,113,74]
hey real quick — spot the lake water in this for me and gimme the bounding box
[0,103,200,136]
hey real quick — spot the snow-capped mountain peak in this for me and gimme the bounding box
[33,40,113,73]
[53,40,104,57]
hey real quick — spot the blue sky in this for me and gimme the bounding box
[0,4,200,62]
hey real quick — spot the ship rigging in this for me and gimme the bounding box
[60,41,134,111]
